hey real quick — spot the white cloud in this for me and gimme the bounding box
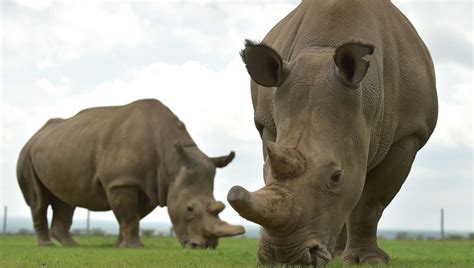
[147,2,297,64]
[3,2,147,68]
[35,78,72,95]
[14,0,54,10]
[428,63,473,148]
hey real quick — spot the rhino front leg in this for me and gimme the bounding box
[50,197,77,246]
[107,186,143,248]
[343,135,420,265]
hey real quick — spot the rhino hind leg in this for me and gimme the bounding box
[107,186,143,248]
[50,197,77,246]
[31,203,54,246]
[18,171,54,246]
[343,135,421,265]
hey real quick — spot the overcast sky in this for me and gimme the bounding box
[1,0,472,232]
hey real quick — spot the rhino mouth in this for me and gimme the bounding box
[183,239,218,249]
[258,235,333,266]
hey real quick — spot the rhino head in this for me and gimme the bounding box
[228,40,375,265]
[167,140,245,249]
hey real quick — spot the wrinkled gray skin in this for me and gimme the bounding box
[227,0,437,266]
[17,99,244,248]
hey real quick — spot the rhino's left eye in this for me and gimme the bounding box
[330,169,343,186]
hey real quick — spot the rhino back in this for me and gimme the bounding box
[26,99,191,210]
[254,0,437,170]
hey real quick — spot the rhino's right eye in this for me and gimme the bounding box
[331,171,342,183]
[329,169,344,189]
[185,205,195,221]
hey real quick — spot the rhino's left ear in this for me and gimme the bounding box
[211,151,235,168]
[334,41,374,88]
[240,39,291,87]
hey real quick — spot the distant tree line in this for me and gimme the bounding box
[12,227,175,238]
[378,232,474,241]
[9,228,474,240]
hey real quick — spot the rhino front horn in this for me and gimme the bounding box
[210,221,245,238]
[266,141,306,179]
[227,185,293,228]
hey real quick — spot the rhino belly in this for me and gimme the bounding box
[32,152,111,211]
[41,175,110,211]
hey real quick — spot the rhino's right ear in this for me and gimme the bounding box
[174,139,195,169]
[240,39,291,87]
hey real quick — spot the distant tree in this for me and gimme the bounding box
[71,229,83,236]
[141,229,154,238]
[446,234,464,240]
[91,228,105,237]
[468,233,474,240]
[415,234,425,240]
[169,227,174,237]
[395,232,408,240]
[17,228,34,235]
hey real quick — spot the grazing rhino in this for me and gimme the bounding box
[227,0,437,266]
[17,99,244,248]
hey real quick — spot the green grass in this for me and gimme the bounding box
[0,235,472,267]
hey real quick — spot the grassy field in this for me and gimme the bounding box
[0,235,472,267]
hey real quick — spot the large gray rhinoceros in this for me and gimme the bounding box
[17,99,244,248]
[227,0,437,266]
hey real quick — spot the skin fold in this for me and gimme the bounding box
[17,99,244,248]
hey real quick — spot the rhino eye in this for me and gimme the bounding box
[185,205,195,220]
[330,170,343,184]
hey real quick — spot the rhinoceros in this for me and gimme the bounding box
[17,99,244,248]
[227,0,437,266]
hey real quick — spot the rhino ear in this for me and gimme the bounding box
[240,39,291,87]
[174,139,195,169]
[211,151,235,168]
[334,41,374,88]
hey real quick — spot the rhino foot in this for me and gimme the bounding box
[118,240,144,248]
[51,230,78,246]
[342,246,389,266]
[38,240,55,246]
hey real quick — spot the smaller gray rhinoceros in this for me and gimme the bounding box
[17,99,244,248]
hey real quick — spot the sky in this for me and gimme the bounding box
[1,0,472,232]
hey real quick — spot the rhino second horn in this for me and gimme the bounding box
[266,141,307,179]
[207,201,226,215]
[227,185,292,228]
